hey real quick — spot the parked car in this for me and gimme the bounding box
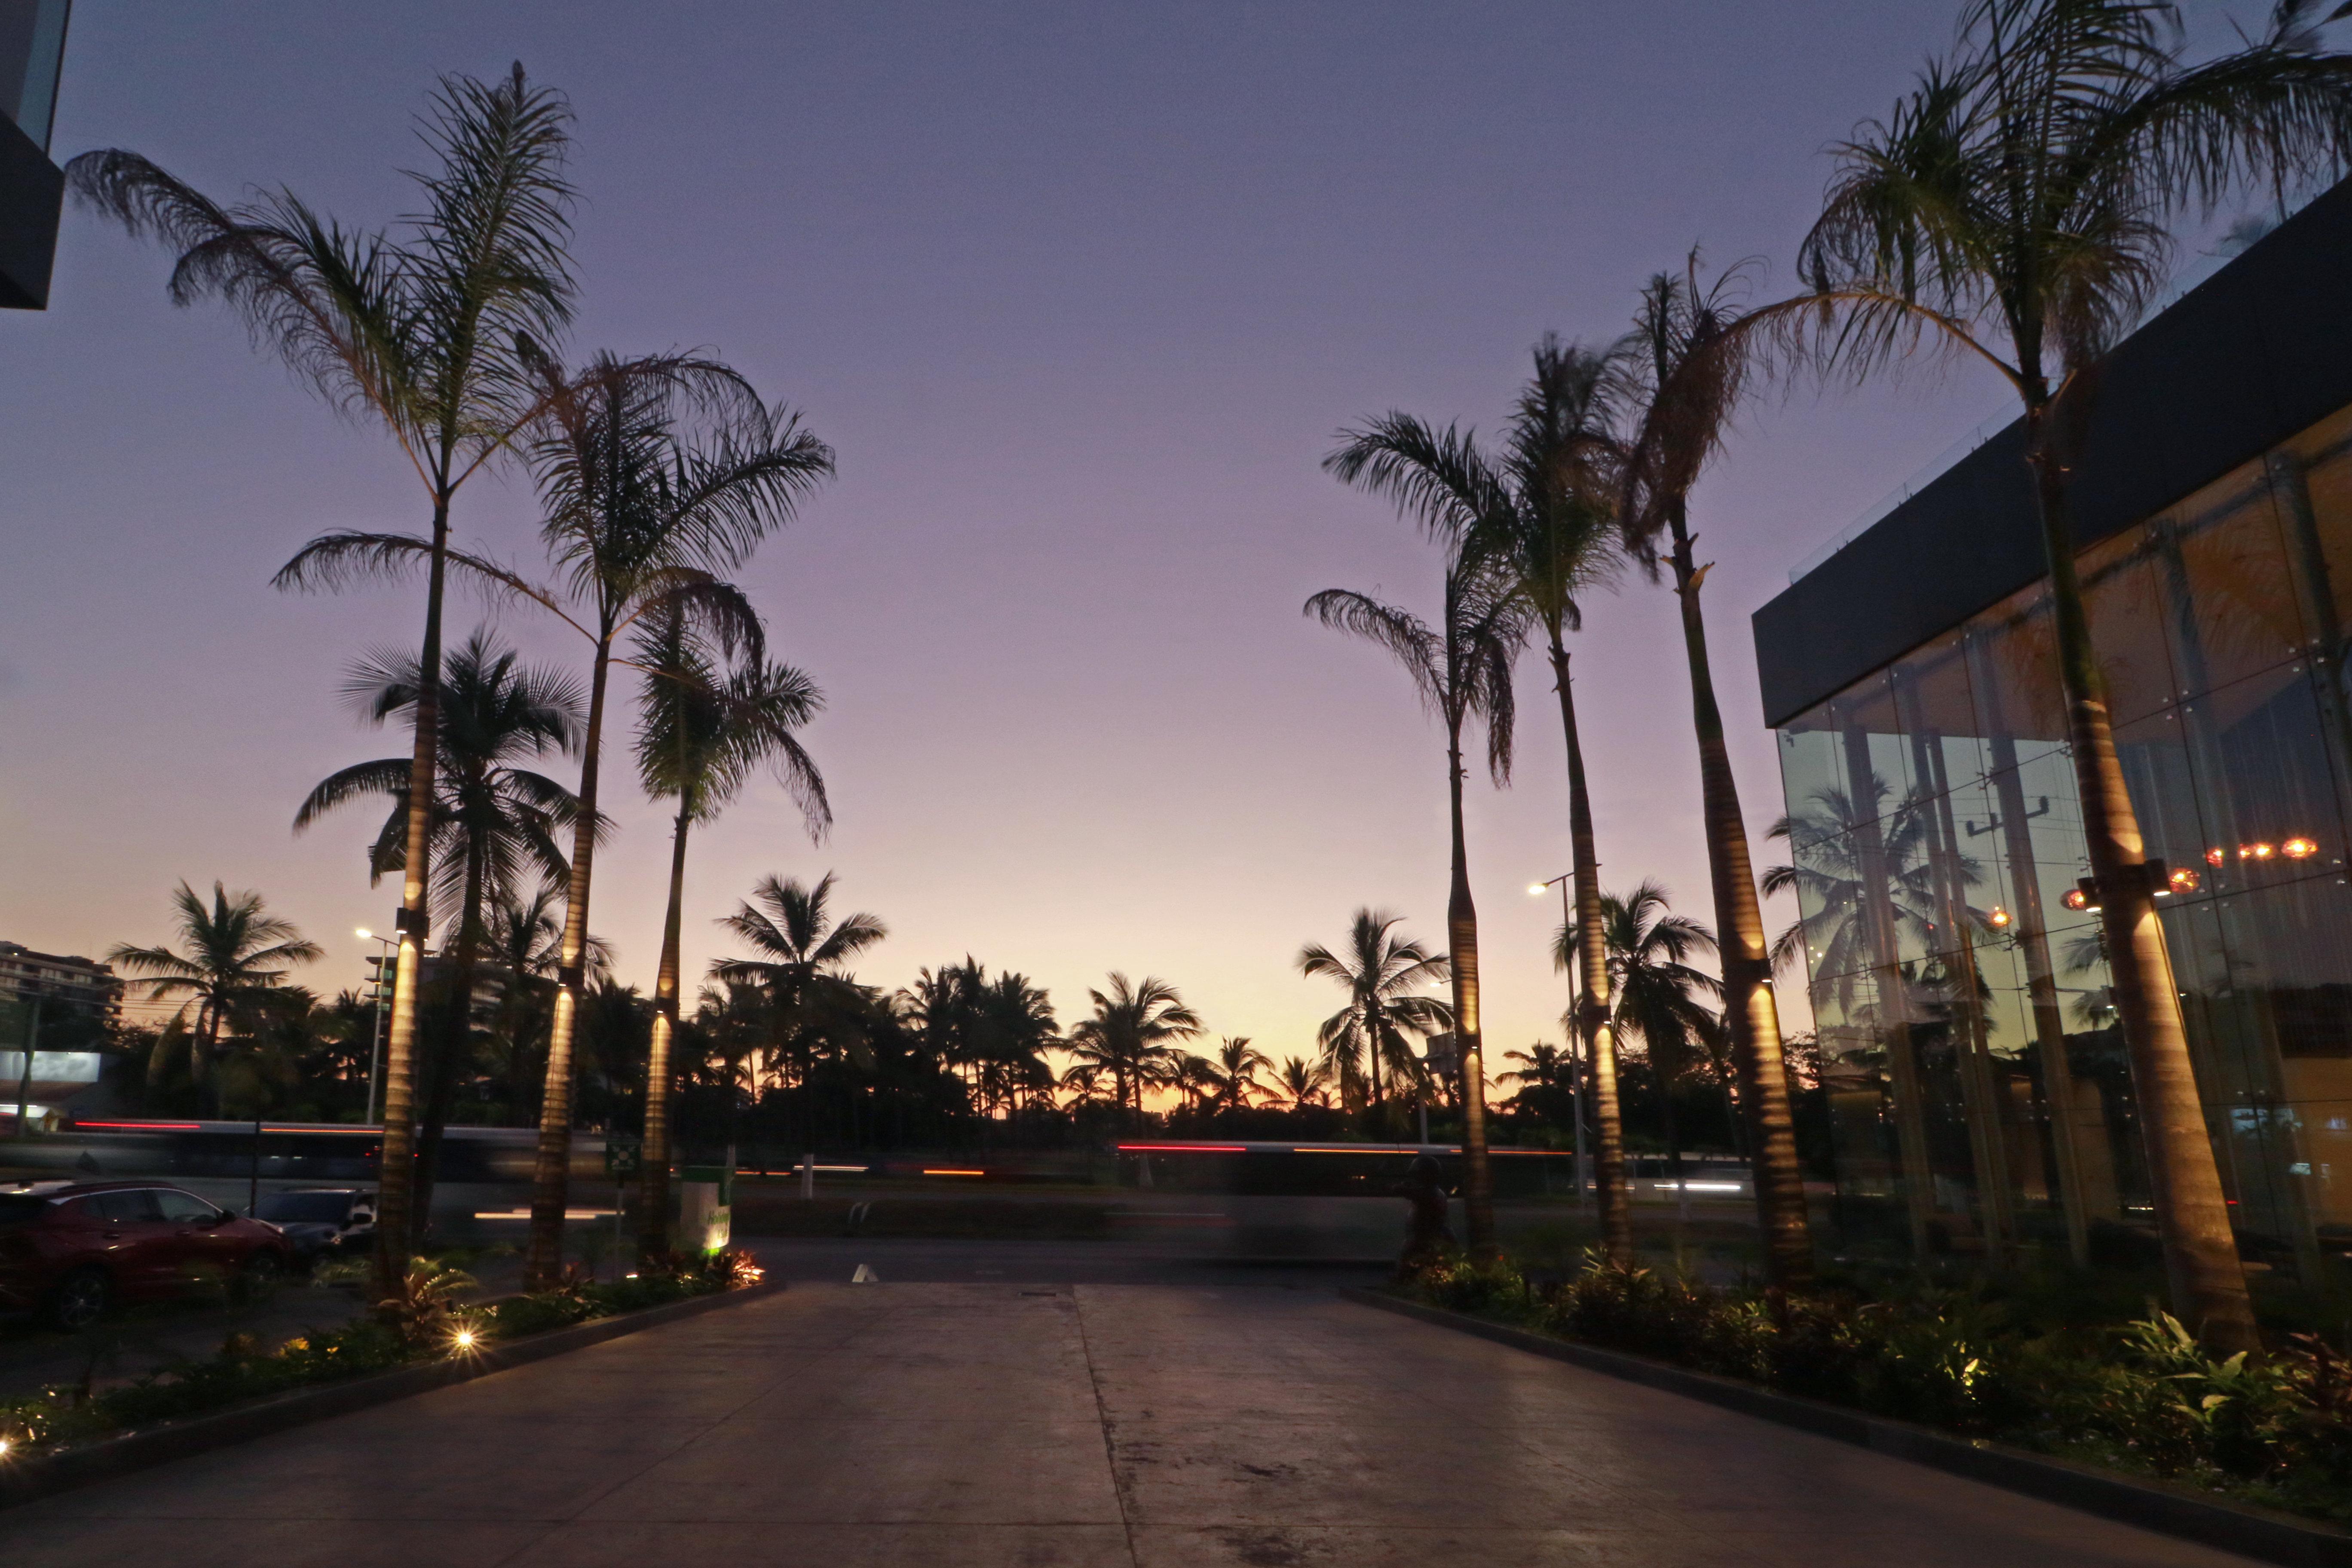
[0,1179,297,1329]
[251,1188,376,1264]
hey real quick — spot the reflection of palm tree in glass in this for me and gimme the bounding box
[1764,777,1956,1014]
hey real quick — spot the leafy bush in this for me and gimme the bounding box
[0,1247,759,1461]
[1398,1251,2352,1523]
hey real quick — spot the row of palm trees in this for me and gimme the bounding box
[72,67,835,1290]
[1307,0,2352,1348]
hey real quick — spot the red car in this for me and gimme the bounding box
[0,1180,296,1329]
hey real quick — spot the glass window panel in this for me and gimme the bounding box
[2180,661,2351,897]
[2079,524,2177,726]
[1893,631,1989,802]
[1824,671,1913,827]
[2153,460,2305,700]
[2111,705,2211,892]
[2275,402,2352,649]
[1964,588,2069,774]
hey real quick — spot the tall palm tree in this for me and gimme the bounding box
[1212,1036,1275,1112]
[1063,974,1203,1130]
[1615,263,1817,1287]
[631,610,829,1257]
[74,65,579,1292]
[295,630,582,1220]
[1788,0,2352,1349]
[1308,470,1524,1251]
[289,355,830,1285]
[1296,909,1452,1114]
[1593,882,1725,1181]
[478,885,612,1127]
[1471,334,1639,1264]
[106,883,322,1114]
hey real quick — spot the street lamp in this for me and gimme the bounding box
[357,928,396,1126]
[1530,875,1587,1205]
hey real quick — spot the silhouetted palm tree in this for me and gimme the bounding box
[74,66,579,1290]
[1594,882,1724,1179]
[1616,262,1816,1286]
[1786,0,2352,1350]
[1276,1055,1332,1110]
[297,629,582,1219]
[1472,334,1638,1263]
[631,609,828,1256]
[1308,449,1525,1249]
[107,883,322,1115]
[1297,909,1451,1114]
[1211,1036,1274,1112]
[1063,974,1203,1130]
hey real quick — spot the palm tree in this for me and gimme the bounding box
[1593,882,1726,1181]
[710,873,888,1109]
[74,66,579,1292]
[1308,473,1524,1251]
[1063,974,1203,1130]
[1615,263,1817,1287]
[1212,1036,1274,1112]
[106,883,322,1114]
[288,354,830,1285]
[631,609,829,1257]
[477,885,612,1126]
[1276,1054,1332,1110]
[296,630,582,1219]
[1787,0,2352,1349]
[1470,334,1639,1264]
[1296,909,1451,1114]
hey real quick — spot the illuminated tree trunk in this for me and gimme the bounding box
[1445,729,1496,1256]
[639,799,692,1260]
[1549,638,1631,1265]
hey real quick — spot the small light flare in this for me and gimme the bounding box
[2063,888,2091,912]
[1528,883,1547,896]
[2284,836,2319,860]
[2168,866,2202,894]
[1988,906,2011,928]
[2251,842,2278,861]
[355,928,373,940]
[2205,847,2227,867]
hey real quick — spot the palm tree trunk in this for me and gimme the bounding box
[413,839,487,1234]
[1667,508,1813,1286]
[374,493,451,1296]
[1550,638,1633,1266]
[639,802,692,1260]
[2027,435,2255,1352]
[1445,728,1497,1255]
[527,635,611,1289]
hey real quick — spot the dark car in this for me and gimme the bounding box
[0,1179,297,1329]
[252,1188,376,1264]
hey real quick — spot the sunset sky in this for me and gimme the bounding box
[3,1,2175,1083]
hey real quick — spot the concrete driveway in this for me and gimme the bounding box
[0,1281,2266,1566]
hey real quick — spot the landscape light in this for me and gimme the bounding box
[2284,837,2319,860]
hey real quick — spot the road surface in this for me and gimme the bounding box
[0,1279,2261,1566]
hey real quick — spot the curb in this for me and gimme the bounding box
[1344,1289,2352,1568]
[0,1280,784,1512]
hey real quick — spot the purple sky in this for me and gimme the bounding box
[7,1,2103,1078]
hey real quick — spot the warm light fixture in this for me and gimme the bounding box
[1528,883,1547,896]
[2205,848,2226,867]
[2284,836,2319,860]
[2168,867,2201,894]
[355,928,373,940]
[2063,888,2091,911]
[1988,906,2011,928]
[2250,842,2278,861]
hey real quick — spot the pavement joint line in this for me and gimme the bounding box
[0,1281,787,1515]
[1071,1284,1144,1568]
[1345,1288,2352,1568]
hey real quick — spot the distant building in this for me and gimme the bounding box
[0,940,120,1023]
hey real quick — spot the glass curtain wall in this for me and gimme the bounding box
[1775,404,2352,1279]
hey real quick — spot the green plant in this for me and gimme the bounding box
[375,1256,478,1345]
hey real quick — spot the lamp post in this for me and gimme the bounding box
[356,928,396,1126]
[1530,876,1586,1207]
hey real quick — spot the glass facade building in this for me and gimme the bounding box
[1751,180,2352,1280]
